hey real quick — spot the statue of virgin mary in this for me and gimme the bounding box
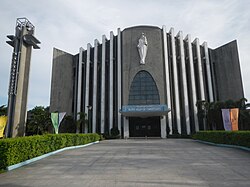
[137,33,148,65]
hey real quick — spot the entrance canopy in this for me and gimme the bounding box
[120,104,170,117]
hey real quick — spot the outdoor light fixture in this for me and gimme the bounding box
[87,105,92,133]
[87,105,92,110]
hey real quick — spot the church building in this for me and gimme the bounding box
[50,25,244,138]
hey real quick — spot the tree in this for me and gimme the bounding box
[76,112,88,133]
[0,105,7,116]
[59,115,76,133]
[26,106,52,135]
[197,98,250,131]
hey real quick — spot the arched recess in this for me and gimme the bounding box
[128,70,160,105]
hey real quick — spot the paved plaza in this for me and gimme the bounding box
[0,139,249,187]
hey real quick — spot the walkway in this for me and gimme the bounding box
[0,139,249,187]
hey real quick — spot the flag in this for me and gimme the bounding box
[221,109,232,131]
[51,112,66,134]
[51,113,59,134]
[58,112,66,128]
[230,108,239,131]
[0,116,7,138]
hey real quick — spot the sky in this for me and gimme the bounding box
[0,0,250,109]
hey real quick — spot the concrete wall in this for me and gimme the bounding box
[211,40,244,101]
[122,26,166,105]
[50,48,75,115]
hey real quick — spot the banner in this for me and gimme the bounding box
[51,113,59,134]
[230,108,239,131]
[51,112,66,134]
[58,112,66,128]
[221,109,232,131]
[0,116,8,138]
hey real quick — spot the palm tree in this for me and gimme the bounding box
[76,112,88,133]
[0,105,7,116]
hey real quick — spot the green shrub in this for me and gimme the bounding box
[102,128,120,139]
[0,133,100,170]
[111,127,120,137]
[192,131,250,148]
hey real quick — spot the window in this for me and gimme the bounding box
[128,71,160,105]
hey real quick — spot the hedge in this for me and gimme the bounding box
[192,131,250,148]
[0,133,100,170]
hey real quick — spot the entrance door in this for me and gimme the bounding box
[129,117,160,137]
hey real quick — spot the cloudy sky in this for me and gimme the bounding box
[0,0,250,109]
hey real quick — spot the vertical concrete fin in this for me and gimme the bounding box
[84,43,92,133]
[100,35,106,133]
[193,38,205,100]
[162,25,171,136]
[170,28,181,134]
[109,31,114,132]
[203,41,214,102]
[92,39,99,133]
[117,28,122,134]
[177,31,190,135]
[185,34,199,132]
[77,47,83,129]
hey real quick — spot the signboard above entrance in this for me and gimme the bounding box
[120,105,170,117]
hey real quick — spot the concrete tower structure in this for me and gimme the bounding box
[50,25,244,138]
[6,18,40,137]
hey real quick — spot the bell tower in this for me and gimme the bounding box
[6,18,40,137]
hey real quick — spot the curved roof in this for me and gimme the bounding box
[123,25,161,31]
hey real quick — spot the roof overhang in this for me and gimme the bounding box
[120,105,170,117]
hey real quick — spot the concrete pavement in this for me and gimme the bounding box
[0,139,249,187]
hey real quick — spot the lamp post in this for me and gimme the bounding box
[201,101,207,130]
[87,105,92,133]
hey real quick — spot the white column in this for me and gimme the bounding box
[195,39,206,130]
[84,44,91,133]
[194,38,205,100]
[161,116,167,138]
[170,28,181,134]
[109,31,114,131]
[77,47,83,133]
[100,35,106,134]
[117,28,122,134]
[177,31,190,135]
[92,39,99,133]
[162,25,172,135]
[185,34,199,132]
[203,42,214,102]
[123,117,129,138]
